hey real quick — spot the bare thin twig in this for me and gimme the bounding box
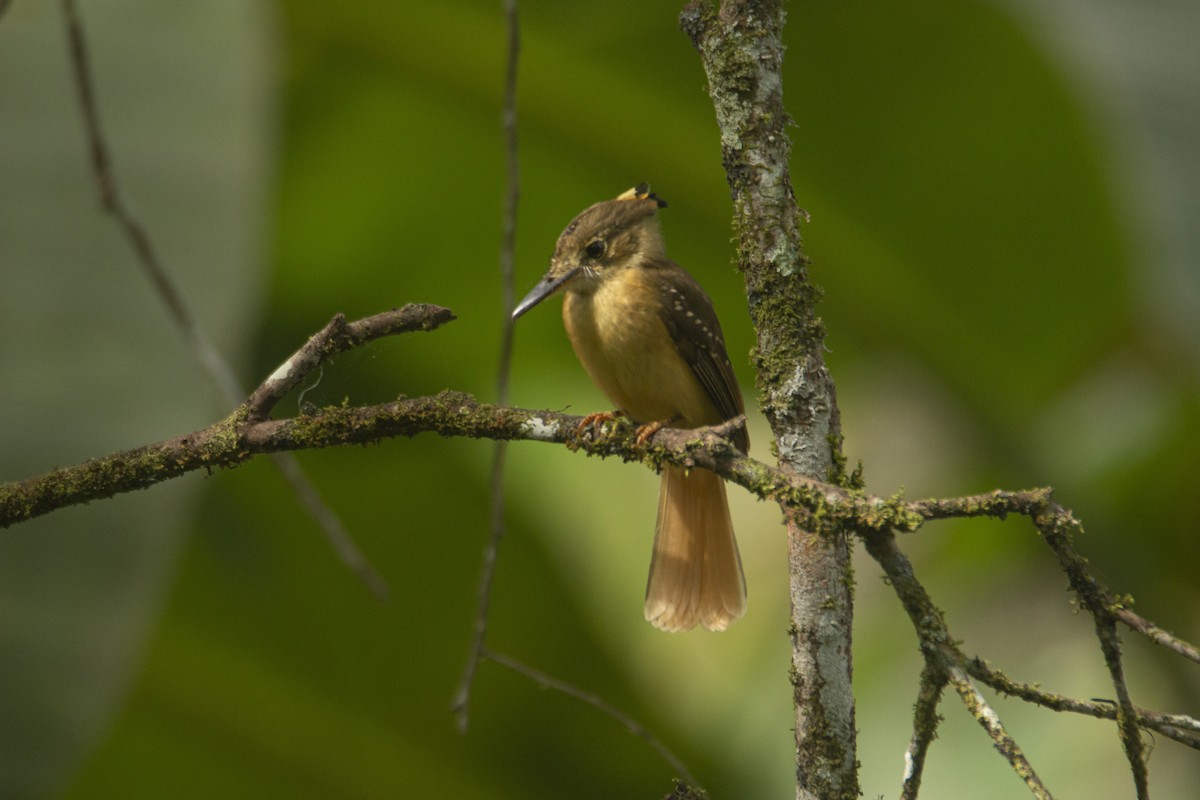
[59,0,388,597]
[246,306,454,421]
[61,0,241,403]
[452,0,521,735]
[483,649,700,788]
[876,489,1199,792]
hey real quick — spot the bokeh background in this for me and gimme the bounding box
[2,1,1198,797]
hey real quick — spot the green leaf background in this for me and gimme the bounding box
[1,1,1197,798]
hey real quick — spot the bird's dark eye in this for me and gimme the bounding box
[584,239,606,259]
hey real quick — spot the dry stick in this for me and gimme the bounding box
[948,667,1053,800]
[451,0,521,735]
[912,492,1175,791]
[900,664,947,800]
[1146,712,1200,736]
[245,307,456,420]
[911,489,1200,667]
[903,491,1200,762]
[482,649,700,788]
[913,493,1162,795]
[59,0,388,598]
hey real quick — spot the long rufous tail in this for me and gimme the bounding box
[644,464,746,632]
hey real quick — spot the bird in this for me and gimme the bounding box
[512,184,748,632]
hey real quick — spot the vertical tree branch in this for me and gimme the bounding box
[681,2,856,797]
[900,664,946,800]
[452,0,521,733]
[1034,506,1149,798]
[1092,616,1150,799]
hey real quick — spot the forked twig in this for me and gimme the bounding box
[1033,506,1149,798]
[877,488,1198,796]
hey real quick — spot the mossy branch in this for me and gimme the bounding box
[2,303,1197,800]
[680,2,854,795]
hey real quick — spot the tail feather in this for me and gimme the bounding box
[644,465,746,632]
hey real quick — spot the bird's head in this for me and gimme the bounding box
[512,184,667,319]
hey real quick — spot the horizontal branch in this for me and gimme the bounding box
[0,303,1089,544]
[0,305,454,528]
[0,302,919,532]
[0,386,822,531]
[4,303,1198,791]
[967,657,1200,749]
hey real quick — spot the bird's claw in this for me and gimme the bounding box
[635,415,681,447]
[634,420,666,448]
[577,410,621,441]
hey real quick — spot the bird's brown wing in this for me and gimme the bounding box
[654,262,749,454]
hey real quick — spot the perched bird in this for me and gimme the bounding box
[513,184,748,632]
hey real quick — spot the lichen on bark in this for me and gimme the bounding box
[681,2,858,797]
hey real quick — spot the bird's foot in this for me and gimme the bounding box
[577,410,623,441]
[635,415,680,447]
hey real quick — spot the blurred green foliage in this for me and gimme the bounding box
[1,0,1197,798]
